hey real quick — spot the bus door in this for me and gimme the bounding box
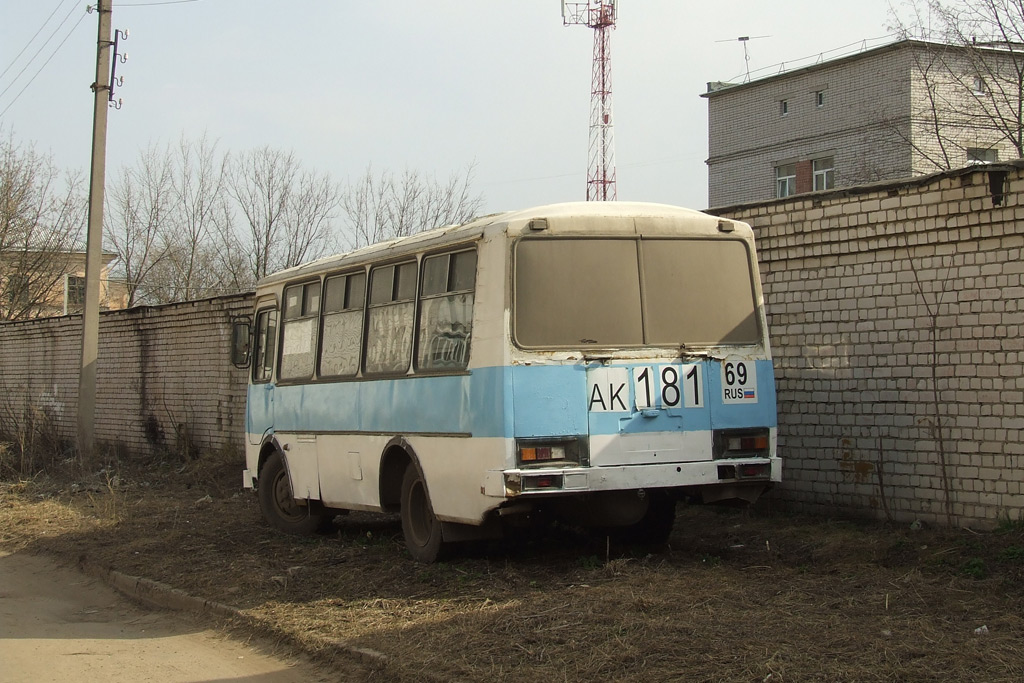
[585,361,712,466]
[247,307,278,446]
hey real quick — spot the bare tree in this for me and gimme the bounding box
[156,134,231,302]
[892,1,1024,169]
[106,142,173,306]
[227,146,343,281]
[108,136,240,304]
[109,138,483,303]
[342,163,485,249]
[0,134,85,320]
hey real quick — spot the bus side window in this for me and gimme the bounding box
[253,308,278,383]
[279,281,320,381]
[364,261,416,375]
[417,249,476,371]
[320,271,365,377]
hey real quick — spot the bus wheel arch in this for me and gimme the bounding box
[256,437,283,486]
[257,444,326,535]
[378,438,447,563]
[379,437,417,514]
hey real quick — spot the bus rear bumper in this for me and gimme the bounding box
[486,457,781,499]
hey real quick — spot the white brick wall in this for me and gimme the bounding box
[0,294,253,459]
[715,162,1024,528]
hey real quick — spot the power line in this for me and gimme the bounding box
[0,10,89,118]
[0,0,82,102]
[0,0,73,82]
[114,0,201,5]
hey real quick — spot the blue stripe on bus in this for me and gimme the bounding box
[254,359,776,440]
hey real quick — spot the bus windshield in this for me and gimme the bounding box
[514,237,760,348]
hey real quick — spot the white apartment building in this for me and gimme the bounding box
[704,39,1019,208]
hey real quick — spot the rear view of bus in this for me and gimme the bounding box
[234,202,777,562]
[499,204,779,540]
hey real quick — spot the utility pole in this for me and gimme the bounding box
[79,0,112,462]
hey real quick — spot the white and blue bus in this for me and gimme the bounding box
[232,202,779,561]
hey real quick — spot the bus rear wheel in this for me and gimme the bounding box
[258,451,324,535]
[615,491,677,546]
[400,464,446,563]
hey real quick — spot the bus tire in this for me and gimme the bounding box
[400,464,446,563]
[634,493,677,545]
[614,491,677,547]
[258,451,323,535]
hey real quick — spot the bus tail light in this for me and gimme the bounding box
[520,445,565,463]
[717,463,770,480]
[714,428,770,459]
[739,463,769,478]
[522,474,565,491]
[516,437,589,468]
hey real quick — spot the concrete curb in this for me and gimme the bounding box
[78,555,388,667]
[80,556,240,618]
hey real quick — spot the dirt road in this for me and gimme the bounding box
[0,550,332,683]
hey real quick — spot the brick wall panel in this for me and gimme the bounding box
[0,294,253,460]
[717,162,1024,528]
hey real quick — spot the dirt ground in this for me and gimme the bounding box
[1,458,1022,682]
[0,549,336,682]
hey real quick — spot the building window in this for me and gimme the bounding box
[67,275,85,305]
[967,147,998,163]
[815,90,825,107]
[65,275,85,314]
[812,157,835,191]
[972,76,987,95]
[776,163,797,198]
[7,273,29,309]
[779,99,789,116]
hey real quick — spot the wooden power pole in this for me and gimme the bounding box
[79,0,112,461]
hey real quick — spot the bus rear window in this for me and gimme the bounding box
[514,237,759,348]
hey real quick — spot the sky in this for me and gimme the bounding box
[0,0,908,216]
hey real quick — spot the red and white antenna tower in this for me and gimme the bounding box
[563,1,617,201]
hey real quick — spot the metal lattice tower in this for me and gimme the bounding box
[563,1,617,201]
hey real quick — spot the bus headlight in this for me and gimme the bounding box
[516,437,589,468]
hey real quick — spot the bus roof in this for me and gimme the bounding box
[257,201,745,287]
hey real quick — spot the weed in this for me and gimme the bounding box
[0,395,74,478]
[578,555,602,570]
[997,545,1024,563]
[85,470,129,523]
[960,557,987,579]
[700,553,722,567]
[996,517,1024,534]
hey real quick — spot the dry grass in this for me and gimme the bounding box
[1,461,1022,682]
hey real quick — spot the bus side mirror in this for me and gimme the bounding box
[231,316,252,368]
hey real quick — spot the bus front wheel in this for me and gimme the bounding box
[400,464,446,562]
[258,451,324,535]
